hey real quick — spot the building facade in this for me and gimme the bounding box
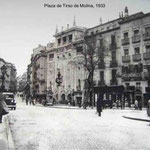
[0,58,17,92]
[28,8,150,107]
[30,45,47,100]
[46,23,86,104]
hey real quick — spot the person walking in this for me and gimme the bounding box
[135,100,138,110]
[0,92,9,123]
[97,94,103,117]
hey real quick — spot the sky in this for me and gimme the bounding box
[0,0,150,76]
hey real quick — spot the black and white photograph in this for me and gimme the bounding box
[0,0,150,149]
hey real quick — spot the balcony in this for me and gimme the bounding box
[132,35,141,43]
[93,80,105,86]
[143,53,150,60]
[143,71,150,80]
[98,62,105,69]
[145,87,150,93]
[110,60,118,68]
[98,80,105,86]
[110,79,118,85]
[135,87,142,94]
[122,73,142,81]
[122,55,130,63]
[121,38,130,45]
[110,43,117,50]
[132,54,141,61]
[143,33,150,41]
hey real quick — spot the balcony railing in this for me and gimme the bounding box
[98,80,105,86]
[135,87,142,93]
[98,62,105,69]
[143,33,150,41]
[143,53,150,60]
[110,60,118,68]
[132,54,141,61]
[132,35,141,43]
[110,79,118,85]
[121,38,130,45]
[122,55,130,63]
[122,73,142,81]
[93,80,105,86]
[110,43,117,50]
[143,71,150,80]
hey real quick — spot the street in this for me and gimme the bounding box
[8,96,150,150]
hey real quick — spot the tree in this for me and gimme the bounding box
[74,30,107,109]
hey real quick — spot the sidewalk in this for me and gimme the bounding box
[123,108,150,122]
[0,115,15,150]
[36,103,150,122]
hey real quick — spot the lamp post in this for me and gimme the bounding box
[55,71,63,101]
[1,65,7,91]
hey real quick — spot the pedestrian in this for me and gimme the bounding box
[26,97,29,105]
[135,100,138,110]
[0,92,9,123]
[138,99,142,110]
[29,96,33,105]
[116,99,119,109]
[97,94,102,117]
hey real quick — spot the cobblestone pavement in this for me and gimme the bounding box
[8,97,150,150]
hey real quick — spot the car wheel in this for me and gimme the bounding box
[14,107,16,110]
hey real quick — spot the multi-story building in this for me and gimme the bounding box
[0,58,17,92]
[0,58,6,90]
[46,22,86,104]
[28,8,150,107]
[85,15,123,105]
[5,63,17,92]
[119,10,150,106]
[31,45,47,99]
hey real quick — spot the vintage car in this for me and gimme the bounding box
[3,92,16,110]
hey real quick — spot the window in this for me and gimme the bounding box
[145,27,150,35]
[100,71,104,81]
[112,69,117,80]
[76,46,83,53]
[68,34,72,42]
[91,32,94,35]
[107,26,110,30]
[136,82,141,88]
[111,35,116,44]
[134,47,140,54]
[49,54,54,60]
[125,83,130,88]
[146,45,150,53]
[124,49,129,56]
[134,30,139,35]
[99,39,103,46]
[124,32,128,38]
[58,38,61,45]
[112,51,116,60]
[63,36,67,43]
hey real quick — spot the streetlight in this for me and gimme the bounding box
[55,71,63,101]
[1,65,7,91]
[55,71,63,87]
